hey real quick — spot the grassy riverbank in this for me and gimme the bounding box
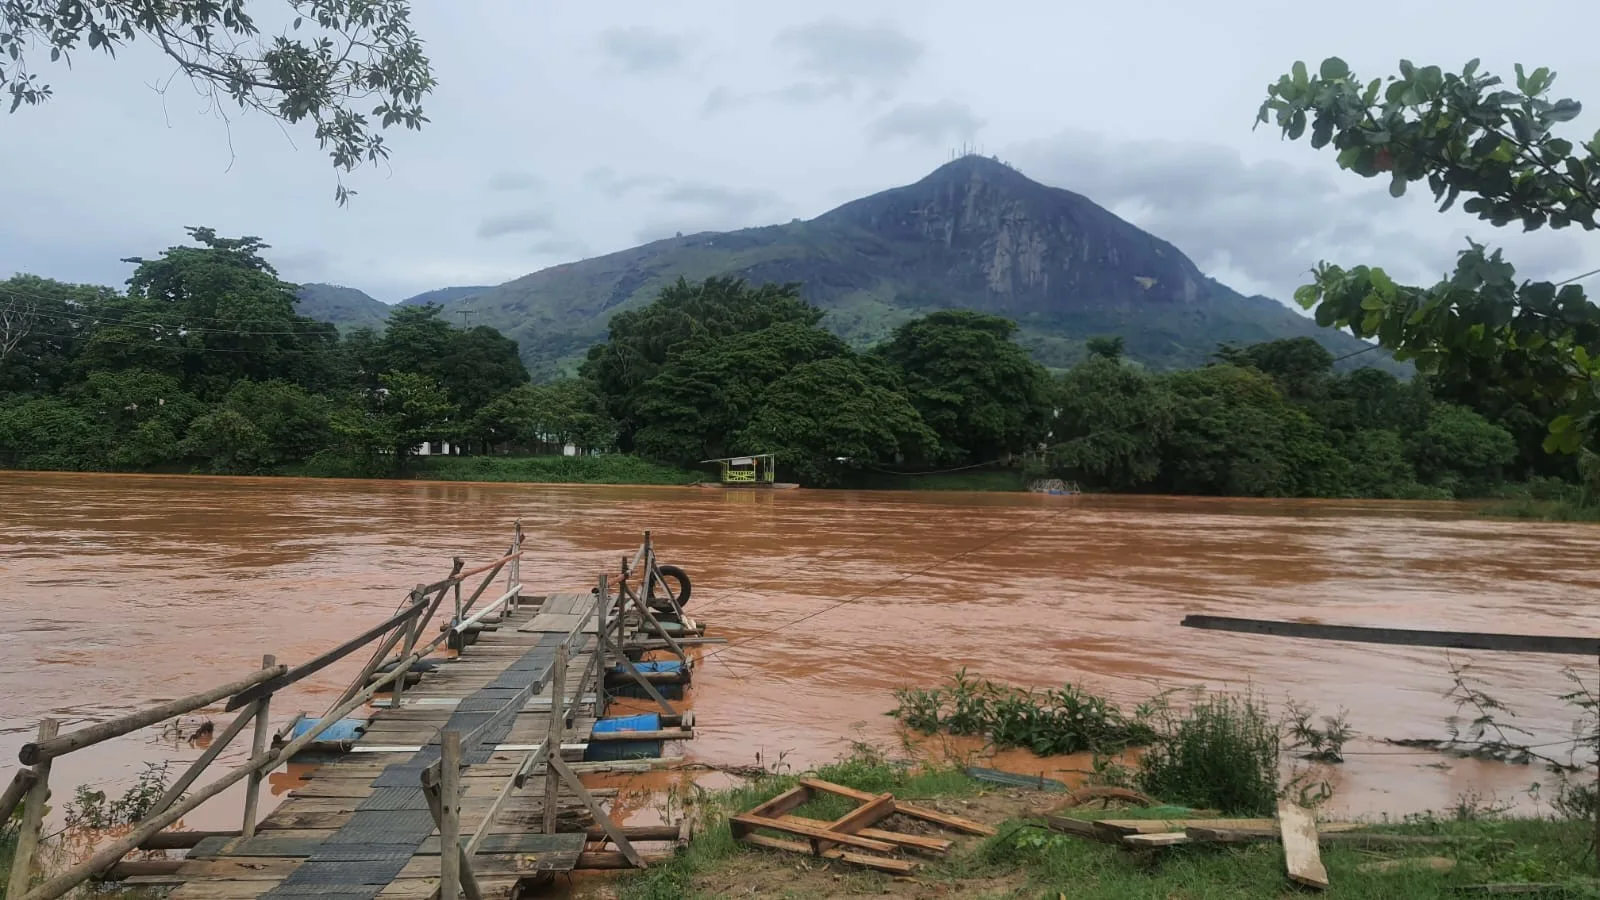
[619,747,1599,900]
[285,452,703,485]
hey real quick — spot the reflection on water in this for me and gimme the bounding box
[2,471,1598,826]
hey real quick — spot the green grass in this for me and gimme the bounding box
[625,745,1600,899]
[1481,497,1600,522]
[285,452,701,485]
[0,829,12,900]
[617,745,981,900]
[409,454,700,485]
[973,814,1599,899]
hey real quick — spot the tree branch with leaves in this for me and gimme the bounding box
[1259,57,1600,455]
[1,0,436,203]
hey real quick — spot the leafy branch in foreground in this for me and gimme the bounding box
[1259,57,1600,454]
[1,1,436,203]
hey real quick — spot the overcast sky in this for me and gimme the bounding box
[3,0,1599,305]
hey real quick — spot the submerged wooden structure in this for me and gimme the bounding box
[2,526,710,900]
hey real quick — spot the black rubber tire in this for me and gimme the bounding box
[656,564,692,607]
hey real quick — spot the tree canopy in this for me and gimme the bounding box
[0,245,1574,498]
[873,310,1053,464]
[1258,57,1600,458]
[1,0,435,203]
[0,228,529,474]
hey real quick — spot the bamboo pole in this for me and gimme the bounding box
[542,645,568,835]
[597,573,609,676]
[6,719,56,900]
[240,653,275,838]
[17,631,445,900]
[0,769,36,829]
[440,731,462,900]
[147,702,257,816]
[420,767,483,900]
[394,588,425,708]
[19,669,282,765]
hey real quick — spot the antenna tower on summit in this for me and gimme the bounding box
[948,141,984,160]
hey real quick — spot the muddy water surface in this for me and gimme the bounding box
[2,472,1598,829]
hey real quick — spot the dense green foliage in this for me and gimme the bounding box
[1043,335,1534,499]
[0,229,546,475]
[1260,57,1600,478]
[2,0,434,204]
[0,233,1583,498]
[892,669,1156,756]
[579,279,1046,486]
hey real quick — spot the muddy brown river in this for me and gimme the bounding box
[2,471,1597,831]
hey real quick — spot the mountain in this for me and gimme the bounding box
[320,157,1396,376]
[294,283,392,333]
[399,285,492,307]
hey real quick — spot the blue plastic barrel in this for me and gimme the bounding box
[584,713,664,762]
[288,714,367,742]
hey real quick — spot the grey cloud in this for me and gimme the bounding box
[1005,129,1571,300]
[598,26,690,73]
[705,19,922,116]
[701,79,853,115]
[868,100,983,146]
[584,166,673,199]
[774,19,922,84]
[476,210,554,240]
[486,172,541,192]
[660,182,780,218]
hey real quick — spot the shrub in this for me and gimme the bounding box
[1136,692,1280,815]
[890,669,1154,756]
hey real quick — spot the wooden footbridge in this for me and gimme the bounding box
[2,526,713,900]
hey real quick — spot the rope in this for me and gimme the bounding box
[698,505,1074,670]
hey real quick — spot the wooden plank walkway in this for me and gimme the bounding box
[134,594,624,900]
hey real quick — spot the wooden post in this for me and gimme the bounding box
[241,654,274,838]
[0,770,36,828]
[421,766,483,900]
[596,573,609,676]
[510,520,523,611]
[440,731,463,900]
[7,719,57,900]
[148,703,258,816]
[543,645,568,835]
[395,589,424,707]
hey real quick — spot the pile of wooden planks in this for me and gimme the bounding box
[729,778,995,874]
[1046,800,1375,891]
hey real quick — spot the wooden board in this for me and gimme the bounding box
[518,612,595,634]
[1278,798,1329,891]
[1124,832,1192,848]
[739,833,915,875]
[537,593,592,616]
[1092,817,1364,836]
[143,588,677,900]
[1044,816,1121,844]
[728,815,898,854]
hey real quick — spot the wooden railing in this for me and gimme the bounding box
[421,535,696,897]
[0,522,528,900]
